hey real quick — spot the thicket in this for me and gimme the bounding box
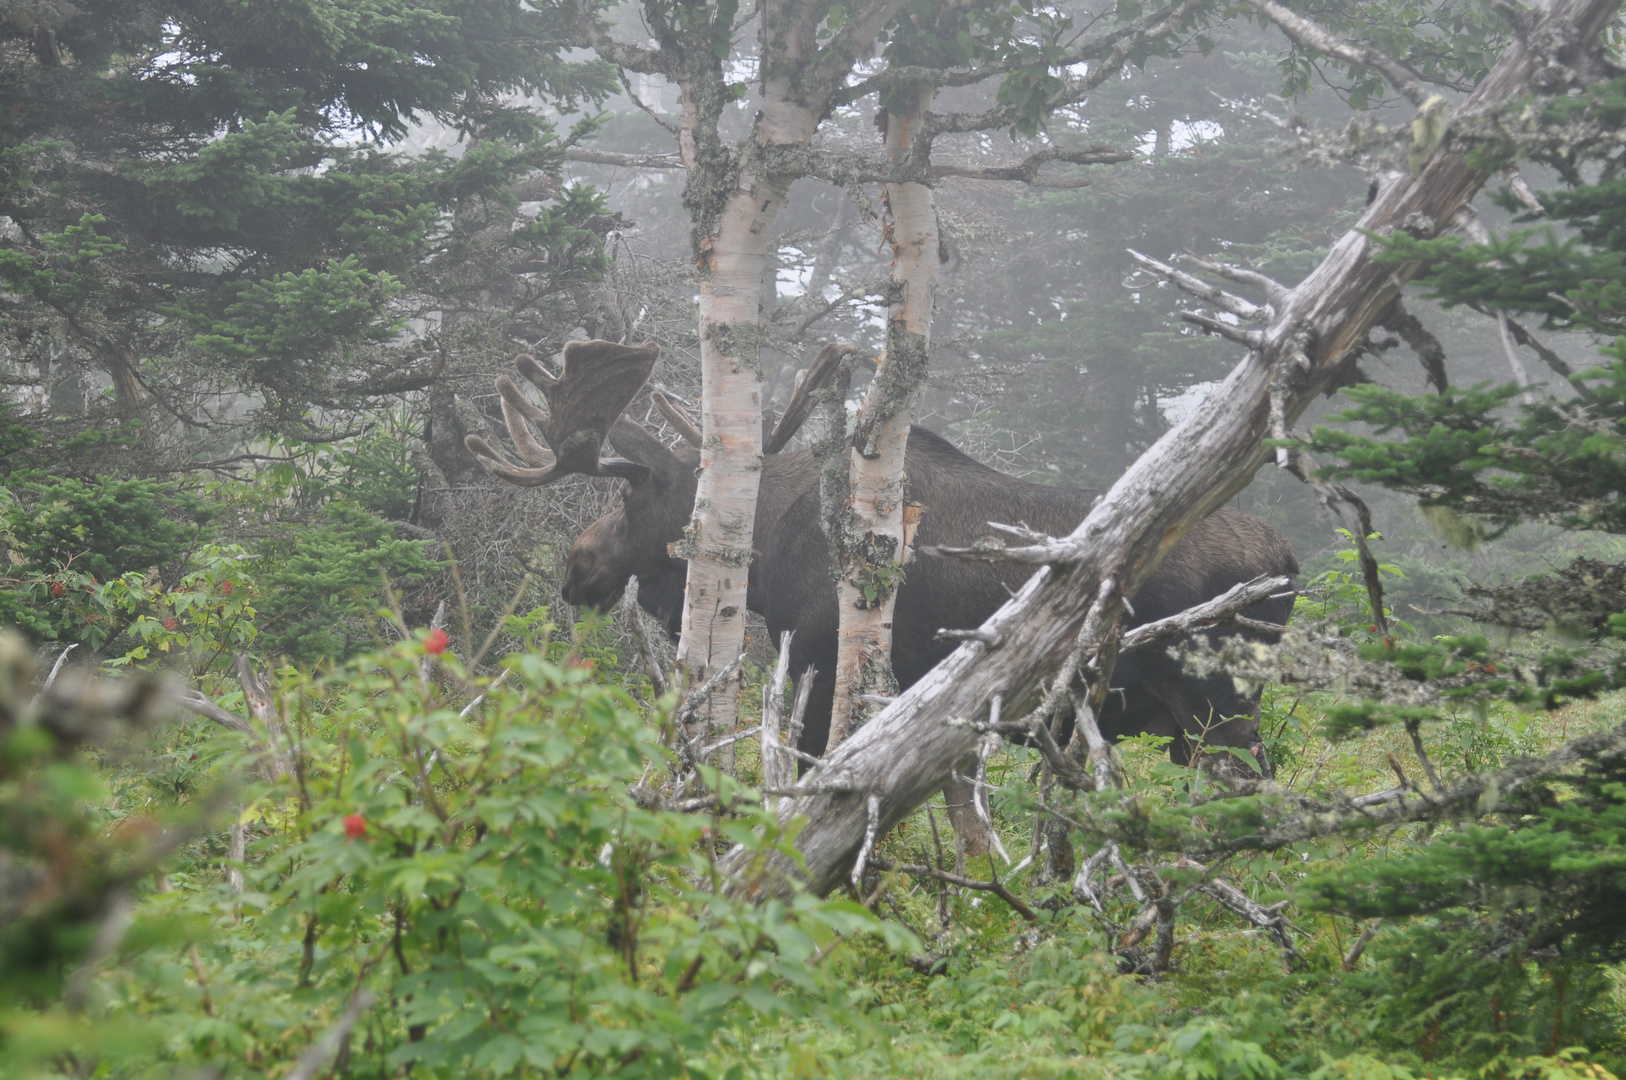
[5,1,1626,1078]
[5,565,1626,1079]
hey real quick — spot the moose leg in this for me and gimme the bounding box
[942,766,991,862]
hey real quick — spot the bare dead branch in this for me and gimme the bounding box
[1200,873,1299,969]
[672,652,746,744]
[34,644,77,703]
[1180,252,1293,309]
[870,856,1038,922]
[619,577,671,698]
[790,279,889,337]
[1127,249,1274,323]
[1343,920,1381,970]
[1471,303,1585,389]
[617,67,681,138]
[929,145,1135,187]
[459,669,512,719]
[1181,311,1267,348]
[851,794,882,888]
[237,654,292,780]
[1119,575,1293,654]
[1407,723,1446,792]
[935,626,1003,646]
[761,631,795,800]
[286,991,376,1080]
[227,816,246,896]
[175,688,256,736]
[1507,171,1546,213]
[786,666,815,763]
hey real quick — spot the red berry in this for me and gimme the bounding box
[424,628,449,655]
[220,581,233,596]
[50,582,65,597]
[163,617,178,631]
[1367,625,1378,633]
[343,814,367,840]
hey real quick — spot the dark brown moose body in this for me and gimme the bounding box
[755,427,1298,764]
[467,340,1298,771]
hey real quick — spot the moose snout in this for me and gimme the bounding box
[561,557,623,611]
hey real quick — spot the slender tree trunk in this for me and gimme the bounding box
[825,87,938,751]
[724,0,1623,897]
[675,78,821,745]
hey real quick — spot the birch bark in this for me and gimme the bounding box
[672,29,825,746]
[825,86,939,751]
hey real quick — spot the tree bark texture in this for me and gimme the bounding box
[723,0,1625,899]
[826,86,939,751]
[672,45,825,743]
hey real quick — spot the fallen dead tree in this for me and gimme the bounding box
[722,0,1626,900]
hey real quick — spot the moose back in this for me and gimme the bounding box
[467,340,1299,771]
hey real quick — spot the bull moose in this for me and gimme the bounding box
[466,339,1298,774]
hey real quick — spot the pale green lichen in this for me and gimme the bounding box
[855,326,929,458]
[669,524,702,560]
[711,544,754,568]
[705,320,765,374]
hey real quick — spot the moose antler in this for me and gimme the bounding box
[641,342,857,456]
[466,340,662,486]
[651,390,703,447]
[766,343,857,454]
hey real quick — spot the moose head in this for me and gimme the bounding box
[465,339,847,637]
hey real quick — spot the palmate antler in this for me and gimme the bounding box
[465,340,662,486]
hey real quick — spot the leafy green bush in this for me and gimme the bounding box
[2,631,914,1079]
[0,477,213,646]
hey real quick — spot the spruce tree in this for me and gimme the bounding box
[0,0,616,464]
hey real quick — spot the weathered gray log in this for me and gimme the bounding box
[721,0,1624,900]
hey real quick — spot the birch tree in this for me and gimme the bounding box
[720,0,1626,897]
[566,0,1211,743]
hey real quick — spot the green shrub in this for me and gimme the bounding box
[5,633,913,1079]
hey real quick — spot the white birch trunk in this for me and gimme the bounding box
[826,87,938,752]
[675,79,821,746]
